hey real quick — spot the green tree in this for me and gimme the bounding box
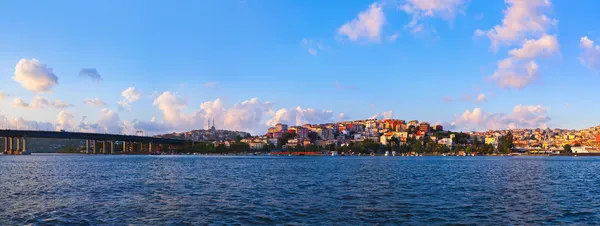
[563,144,572,153]
[498,132,514,154]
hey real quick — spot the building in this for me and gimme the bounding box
[408,120,419,127]
[435,125,443,131]
[418,122,430,133]
[291,127,308,139]
[275,123,288,132]
[249,142,265,150]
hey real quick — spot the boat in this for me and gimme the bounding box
[384,151,389,156]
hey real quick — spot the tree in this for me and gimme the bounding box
[498,131,514,154]
[563,144,572,153]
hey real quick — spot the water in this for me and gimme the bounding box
[1,155,600,225]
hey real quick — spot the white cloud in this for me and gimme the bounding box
[338,3,385,42]
[485,34,558,90]
[476,0,556,50]
[454,104,551,131]
[370,110,394,119]
[223,98,274,133]
[152,91,195,127]
[508,34,558,59]
[476,93,487,102]
[400,0,468,33]
[266,106,335,127]
[11,96,73,109]
[13,59,59,93]
[79,68,103,82]
[78,108,123,134]
[579,36,600,71]
[117,87,141,110]
[308,48,317,56]
[0,114,54,130]
[84,98,107,108]
[55,110,76,131]
[12,98,29,108]
[338,112,350,121]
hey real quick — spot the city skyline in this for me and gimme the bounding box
[1,0,600,135]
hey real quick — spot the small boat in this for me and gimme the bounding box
[384,151,389,156]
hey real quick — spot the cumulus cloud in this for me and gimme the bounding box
[117,87,141,110]
[11,96,73,109]
[266,106,335,127]
[370,110,394,119]
[490,34,558,89]
[476,93,487,102]
[79,108,122,134]
[79,68,103,82]
[579,36,600,71]
[475,0,556,50]
[508,34,559,59]
[223,98,274,133]
[0,114,54,130]
[84,98,107,108]
[338,3,385,42]
[454,104,551,131]
[478,1,558,90]
[338,112,350,121]
[55,110,76,131]
[13,59,59,93]
[399,0,468,33]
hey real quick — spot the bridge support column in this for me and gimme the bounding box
[139,142,143,153]
[93,140,97,154]
[22,137,27,154]
[123,141,127,153]
[16,137,21,155]
[86,140,90,154]
[102,141,106,154]
[8,137,13,155]
[4,137,7,154]
[149,142,153,154]
[110,141,115,154]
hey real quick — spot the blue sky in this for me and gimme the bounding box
[0,0,599,134]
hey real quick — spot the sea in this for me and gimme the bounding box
[1,154,599,225]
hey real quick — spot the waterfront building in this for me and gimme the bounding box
[418,122,430,133]
[275,123,288,132]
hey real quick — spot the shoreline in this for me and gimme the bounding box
[7,153,600,157]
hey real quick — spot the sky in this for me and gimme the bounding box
[1,0,600,135]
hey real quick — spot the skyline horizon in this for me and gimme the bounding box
[1,0,600,135]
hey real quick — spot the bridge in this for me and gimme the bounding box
[0,129,185,155]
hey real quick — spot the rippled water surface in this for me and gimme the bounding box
[1,155,600,225]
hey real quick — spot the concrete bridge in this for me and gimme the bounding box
[0,129,185,155]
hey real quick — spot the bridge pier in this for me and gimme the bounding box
[93,140,97,154]
[22,137,27,154]
[149,142,153,153]
[102,141,106,154]
[139,142,143,153]
[15,137,21,155]
[4,137,7,154]
[9,137,13,155]
[110,141,115,154]
[123,141,127,153]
